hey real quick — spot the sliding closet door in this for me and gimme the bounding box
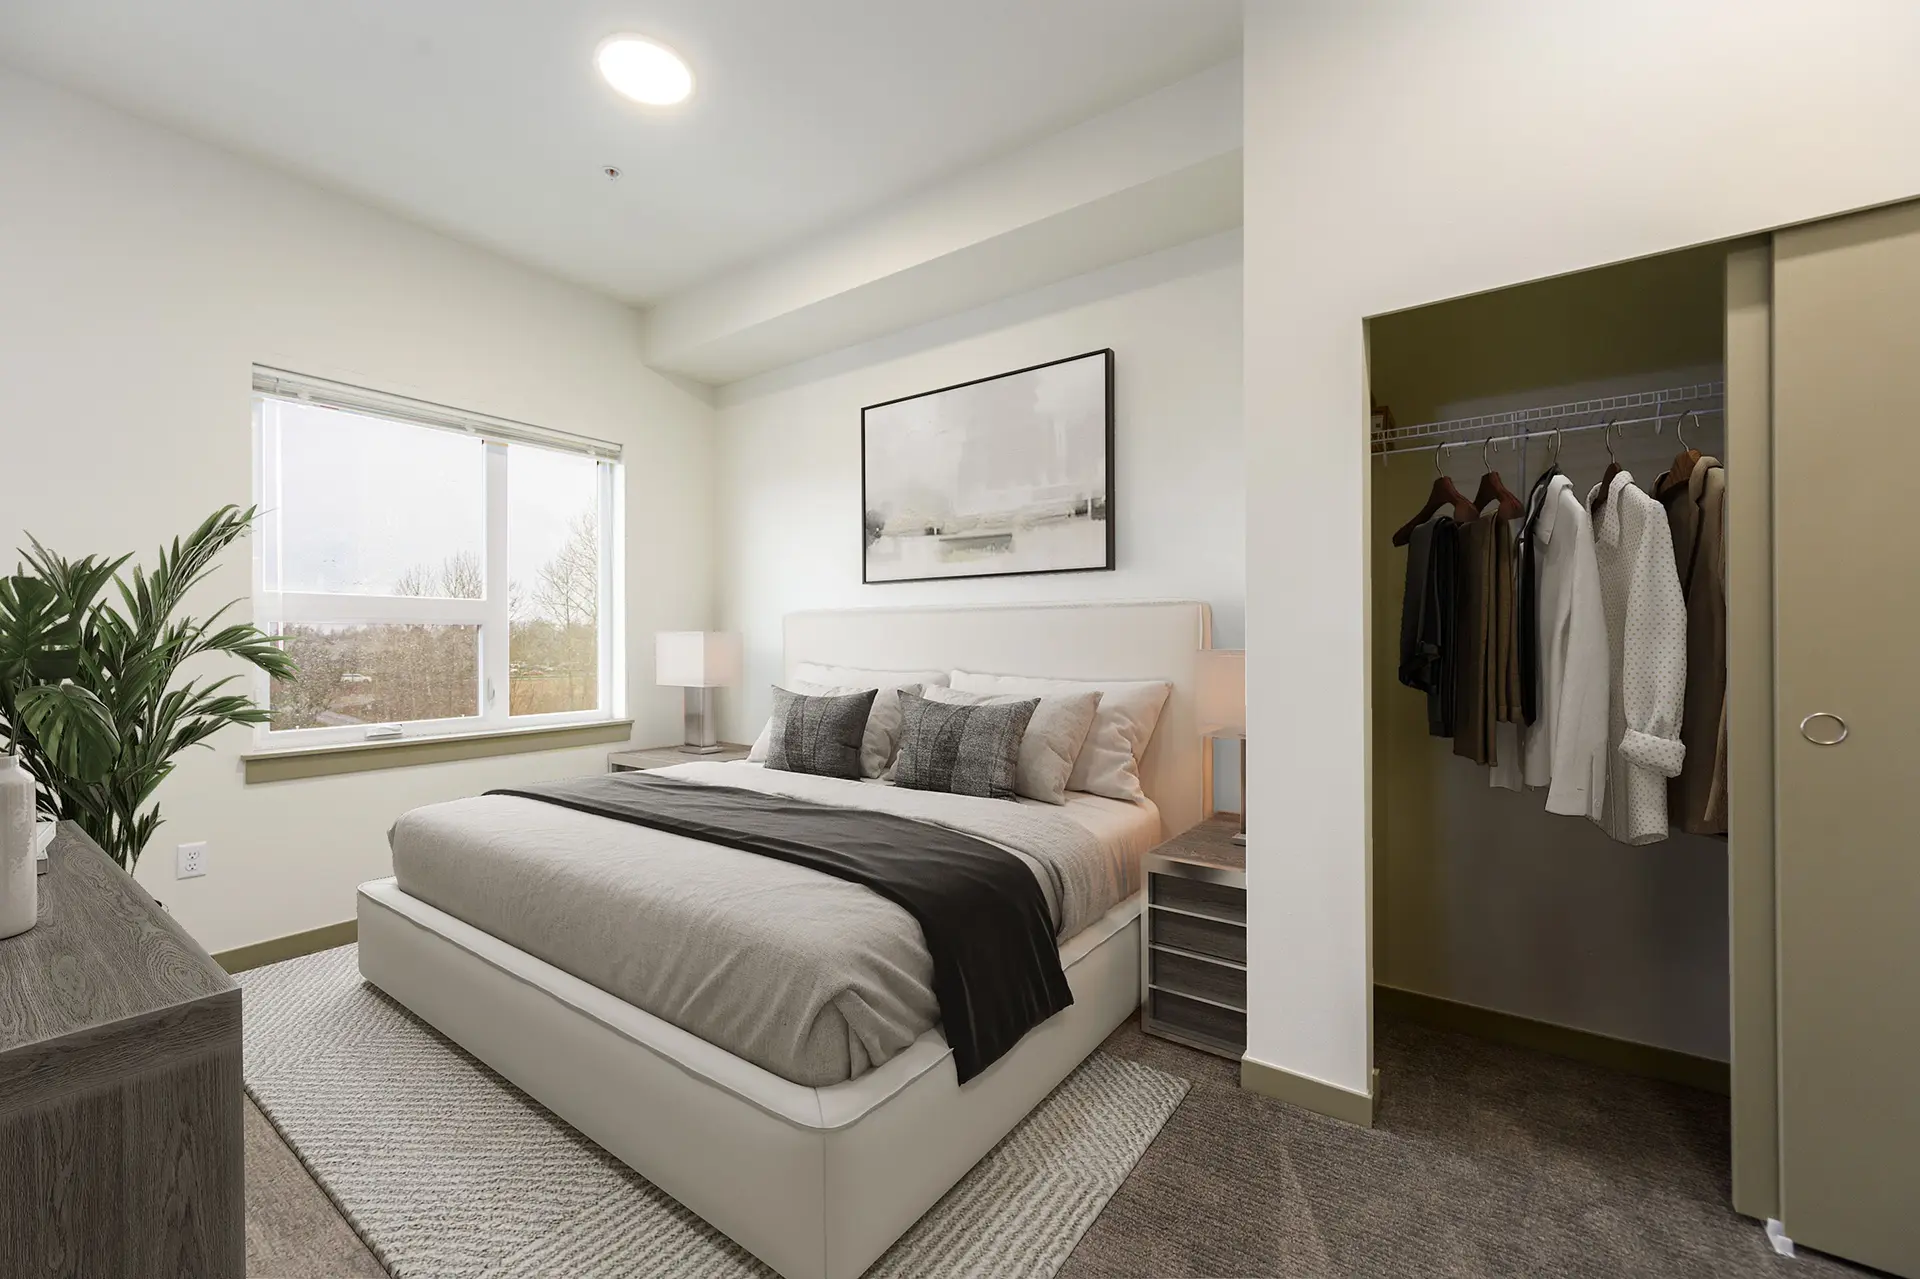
[1773,201,1920,1277]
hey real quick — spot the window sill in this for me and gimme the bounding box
[242,718,634,784]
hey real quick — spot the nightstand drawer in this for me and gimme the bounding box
[1149,906,1246,964]
[1146,988,1246,1056]
[1150,948,1246,1010]
[1149,872,1245,924]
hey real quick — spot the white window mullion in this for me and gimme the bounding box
[251,400,281,731]
[483,441,512,727]
[263,593,490,626]
[598,459,621,717]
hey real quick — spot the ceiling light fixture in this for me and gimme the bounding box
[595,35,694,107]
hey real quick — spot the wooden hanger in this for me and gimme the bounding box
[1663,409,1703,489]
[1590,418,1624,516]
[1471,434,1525,519]
[1391,441,1481,547]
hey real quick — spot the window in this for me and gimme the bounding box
[251,369,622,749]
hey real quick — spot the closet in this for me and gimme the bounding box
[1365,216,1919,1278]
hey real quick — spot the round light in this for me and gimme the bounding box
[595,35,693,107]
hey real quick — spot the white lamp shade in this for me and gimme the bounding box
[655,631,742,688]
[1194,648,1246,737]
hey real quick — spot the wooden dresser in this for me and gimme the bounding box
[0,823,243,1278]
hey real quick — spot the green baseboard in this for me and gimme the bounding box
[1376,985,1730,1095]
[214,919,357,974]
[1240,1055,1375,1127]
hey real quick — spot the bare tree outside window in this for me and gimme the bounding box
[511,510,599,714]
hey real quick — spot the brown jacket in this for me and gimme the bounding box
[1452,510,1521,767]
[1657,457,1728,834]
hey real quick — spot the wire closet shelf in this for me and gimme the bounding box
[1371,381,1725,459]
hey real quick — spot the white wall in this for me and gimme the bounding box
[715,232,1244,799]
[1244,0,1920,1098]
[0,68,716,953]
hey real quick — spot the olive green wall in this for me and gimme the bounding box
[1367,244,1730,1057]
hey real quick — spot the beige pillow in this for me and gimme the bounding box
[749,664,947,778]
[920,686,1101,805]
[947,670,1171,803]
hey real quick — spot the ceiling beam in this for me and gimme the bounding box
[640,59,1242,386]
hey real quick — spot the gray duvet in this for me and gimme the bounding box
[387,762,1134,1087]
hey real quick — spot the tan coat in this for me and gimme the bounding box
[1657,457,1728,835]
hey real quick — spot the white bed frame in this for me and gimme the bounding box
[357,600,1211,1279]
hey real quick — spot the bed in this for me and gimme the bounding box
[356,600,1211,1279]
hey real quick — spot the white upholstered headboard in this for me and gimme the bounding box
[784,600,1212,837]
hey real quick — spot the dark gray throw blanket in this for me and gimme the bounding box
[486,772,1075,1083]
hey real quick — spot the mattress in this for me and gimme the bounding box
[388,761,1158,1088]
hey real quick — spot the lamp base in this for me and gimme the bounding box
[682,686,721,753]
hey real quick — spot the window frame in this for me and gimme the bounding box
[249,374,624,753]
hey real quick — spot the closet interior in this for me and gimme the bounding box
[1366,243,1735,1089]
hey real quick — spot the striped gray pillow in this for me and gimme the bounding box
[892,689,1040,801]
[765,686,878,780]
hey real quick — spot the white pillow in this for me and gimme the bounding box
[920,686,1100,805]
[947,670,1172,803]
[750,664,949,778]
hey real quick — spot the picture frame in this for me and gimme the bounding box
[860,348,1115,584]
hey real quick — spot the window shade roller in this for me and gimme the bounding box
[251,366,622,461]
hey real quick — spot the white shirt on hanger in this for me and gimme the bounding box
[1587,470,1689,845]
[1520,474,1609,818]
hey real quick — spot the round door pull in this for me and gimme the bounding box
[1799,712,1849,746]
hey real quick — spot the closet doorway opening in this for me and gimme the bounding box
[1363,241,1746,1204]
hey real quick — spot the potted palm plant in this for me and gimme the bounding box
[0,506,295,872]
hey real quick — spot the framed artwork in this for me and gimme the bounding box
[861,348,1114,584]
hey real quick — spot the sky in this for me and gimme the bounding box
[262,400,599,614]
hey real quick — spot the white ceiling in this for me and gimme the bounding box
[0,1,1241,305]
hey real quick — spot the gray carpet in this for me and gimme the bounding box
[242,946,1877,1279]
[1066,1019,1872,1279]
[238,946,1187,1279]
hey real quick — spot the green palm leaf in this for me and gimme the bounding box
[0,505,290,869]
[15,682,120,781]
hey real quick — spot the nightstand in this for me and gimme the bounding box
[609,743,751,772]
[1140,814,1246,1059]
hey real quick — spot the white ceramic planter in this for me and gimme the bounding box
[0,754,38,938]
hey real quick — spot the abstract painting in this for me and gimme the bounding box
[862,349,1114,583]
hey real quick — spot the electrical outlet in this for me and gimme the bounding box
[176,841,208,879]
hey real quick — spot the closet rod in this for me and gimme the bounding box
[1372,405,1724,460]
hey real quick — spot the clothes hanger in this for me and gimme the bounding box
[1525,424,1564,509]
[1471,432,1526,519]
[1391,441,1481,547]
[1663,408,1703,488]
[1528,428,1559,483]
[1590,418,1625,516]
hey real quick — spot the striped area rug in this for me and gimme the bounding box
[239,946,1187,1279]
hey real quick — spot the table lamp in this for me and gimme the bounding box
[1195,647,1247,845]
[656,631,742,754]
